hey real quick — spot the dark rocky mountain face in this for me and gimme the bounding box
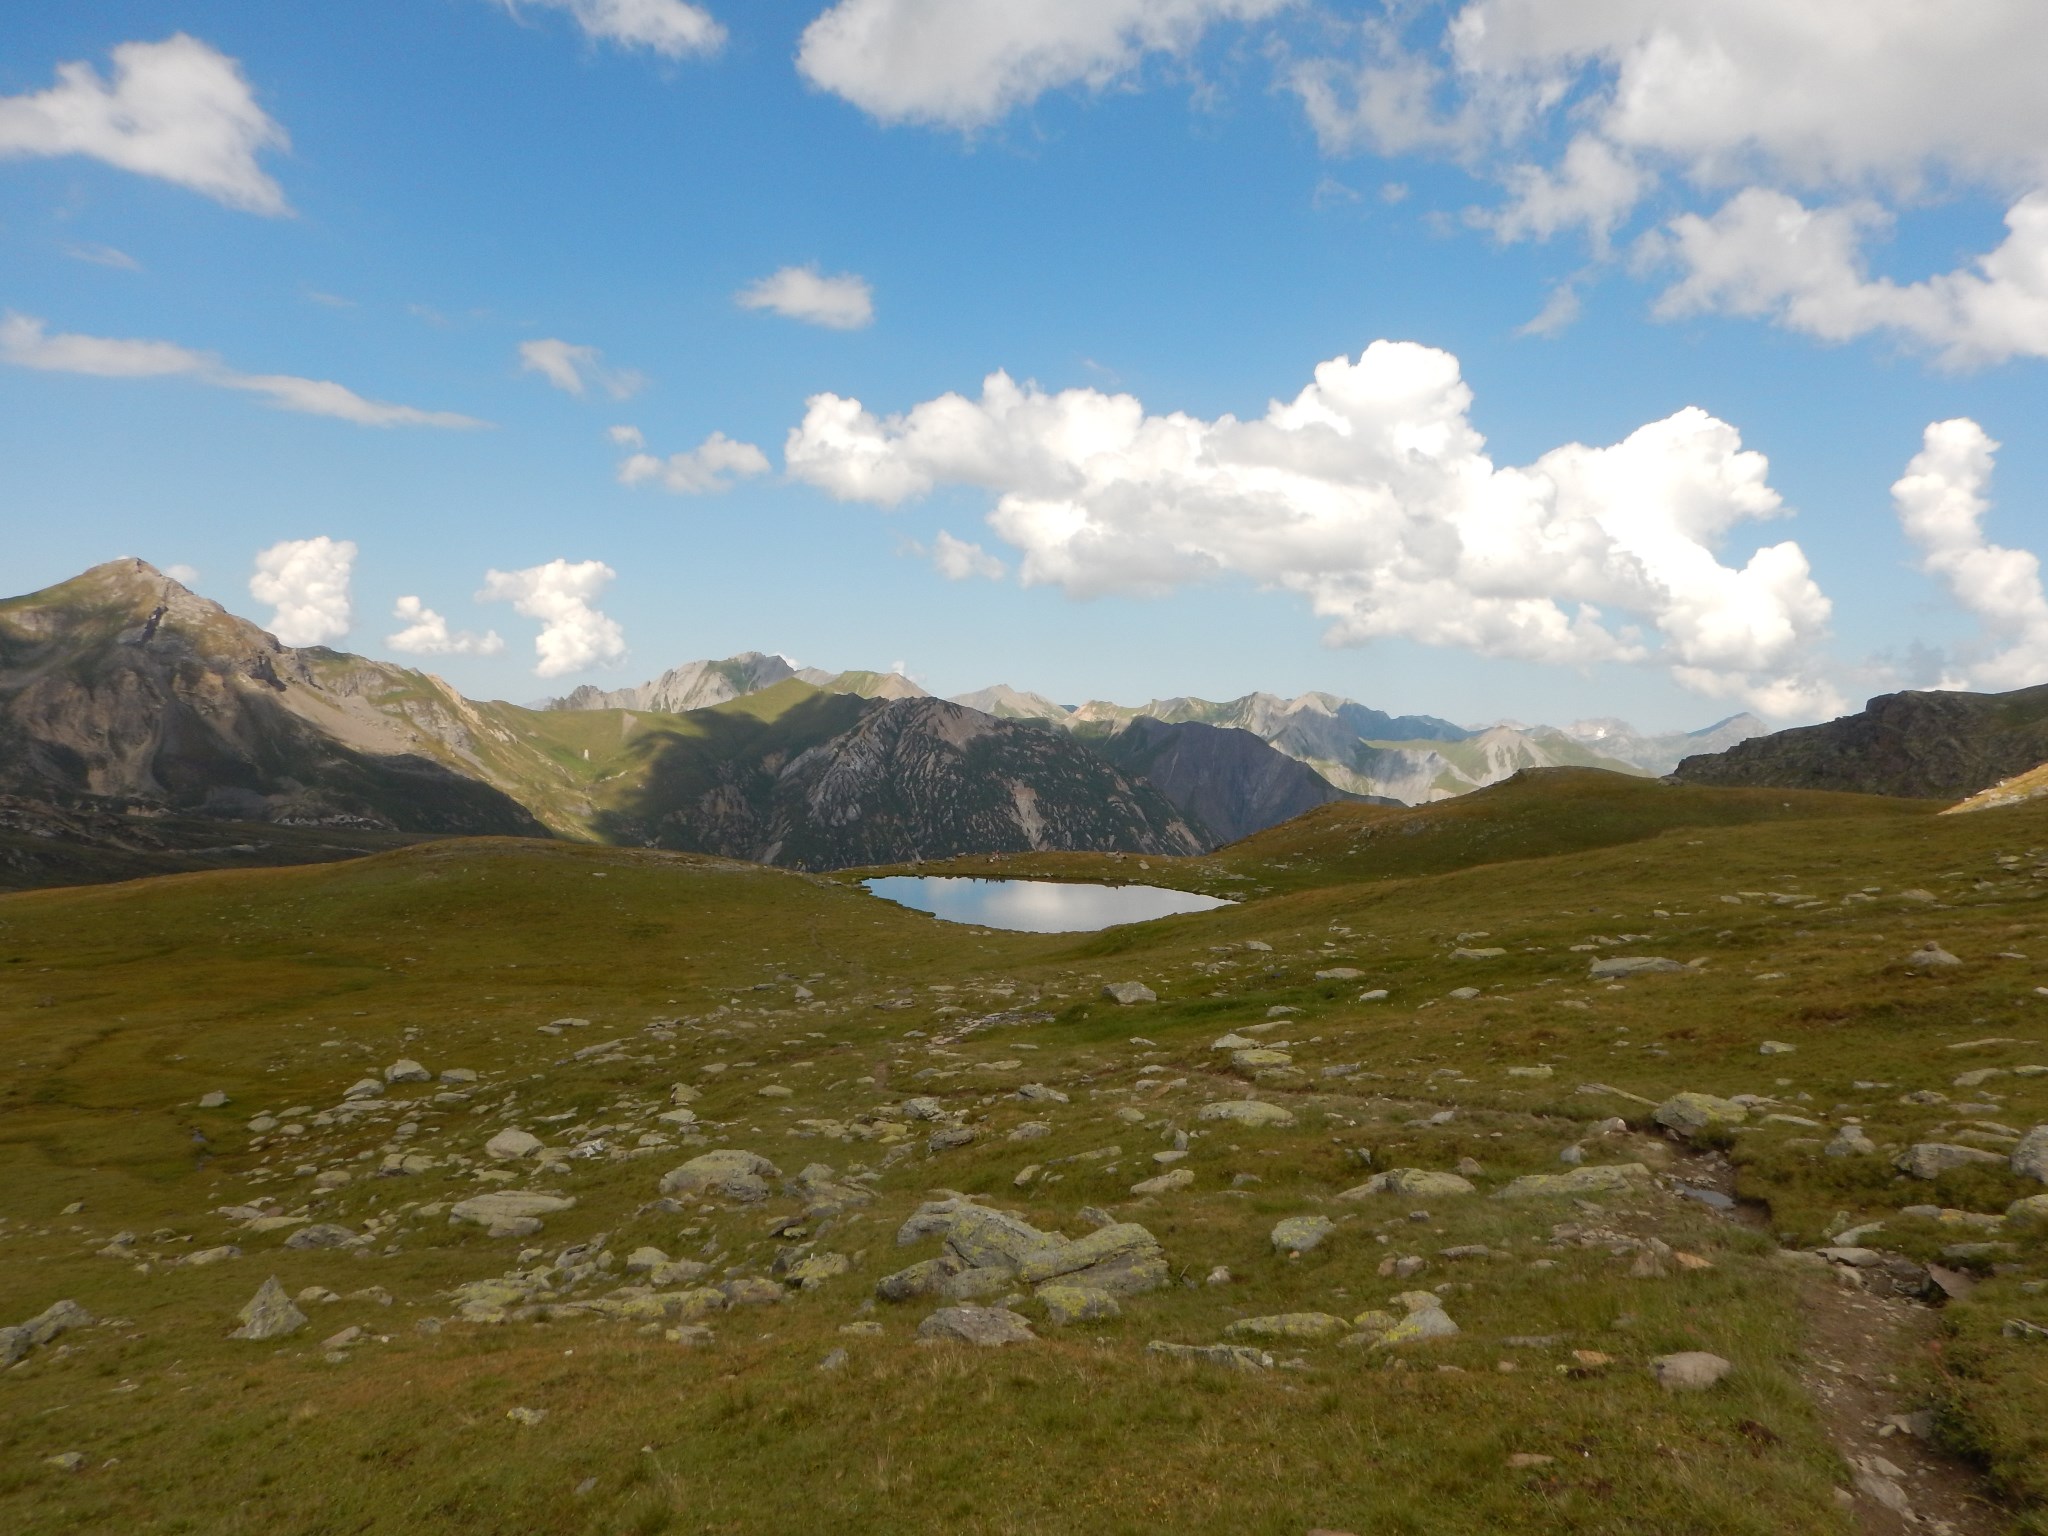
[1671,684,2048,799]
[1074,716,1381,845]
[0,560,547,837]
[596,694,1205,869]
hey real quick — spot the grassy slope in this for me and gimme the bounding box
[0,774,2042,1532]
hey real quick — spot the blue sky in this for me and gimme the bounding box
[5,1,2047,730]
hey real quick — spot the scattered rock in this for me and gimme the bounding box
[1758,1041,1796,1056]
[197,1090,228,1109]
[926,1126,978,1154]
[1339,1168,1475,1200]
[342,1078,384,1101]
[1270,1215,1335,1255]
[506,1407,548,1427]
[2013,1124,2048,1183]
[1904,943,1962,970]
[1146,1341,1271,1370]
[1226,1312,1348,1341]
[658,1150,780,1203]
[1894,1143,2004,1179]
[1588,957,1690,979]
[918,1306,1035,1346]
[1653,1093,1748,1136]
[384,1059,431,1083]
[230,1277,307,1342]
[448,1191,577,1231]
[1037,1286,1120,1326]
[1825,1125,1877,1157]
[1494,1164,1653,1199]
[1650,1351,1732,1392]
[283,1223,358,1251]
[1102,982,1157,1006]
[1197,1100,1295,1129]
[1129,1168,1194,1196]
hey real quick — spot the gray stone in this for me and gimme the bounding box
[485,1128,542,1161]
[658,1149,781,1203]
[1037,1285,1120,1325]
[1650,1351,1733,1391]
[1017,1223,1167,1294]
[1895,1143,2004,1179]
[1825,1126,1877,1157]
[0,1327,27,1368]
[1589,956,1690,979]
[283,1223,357,1251]
[1653,1093,1748,1135]
[1341,1168,1476,1200]
[2013,1124,2048,1183]
[1129,1167,1194,1196]
[1226,1312,1348,1341]
[719,1277,784,1308]
[1013,1084,1069,1104]
[877,1257,964,1302]
[341,1078,384,1101]
[384,1058,431,1083]
[17,1300,93,1350]
[917,1306,1035,1346]
[448,1191,577,1227]
[2007,1193,2048,1224]
[1271,1215,1335,1254]
[1146,1341,1272,1370]
[198,1090,228,1109]
[230,1277,307,1341]
[1197,1100,1295,1128]
[1759,1041,1796,1056]
[926,1125,978,1154]
[899,1097,946,1121]
[1102,982,1157,1006]
[944,1206,1057,1270]
[1494,1163,1654,1199]
[1905,944,1962,969]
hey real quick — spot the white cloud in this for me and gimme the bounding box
[385,596,506,658]
[0,35,288,214]
[63,242,141,271]
[1517,281,1581,338]
[797,0,1287,129]
[786,341,1840,716]
[607,423,645,448]
[1652,188,2048,367]
[478,559,627,677]
[165,563,201,586]
[736,266,875,330]
[518,338,645,399]
[917,530,1007,581]
[617,431,770,494]
[498,0,725,58]
[250,537,355,647]
[0,312,486,428]
[1486,135,1647,251]
[1893,419,2048,690]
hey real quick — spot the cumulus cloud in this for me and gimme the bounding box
[1893,419,2048,690]
[736,266,875,330]
[786,341,1840,716]
[1652,188,2048,367]
[497,0,725,58]
[478,559,627,677]
[250,537,355,646]
[915,530,1008,581]
[0,35,288,213]
[0,312,486,428]
[797,0,1287,129]
[607,423,645,448]
[165,563,201,586]
[518,338,645,399]
[385,596,506,658]
[617,431,770,494]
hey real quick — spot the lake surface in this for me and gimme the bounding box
[862,876,1233,933]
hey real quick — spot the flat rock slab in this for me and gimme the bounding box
[1147,1341,1272,1370]
[1494,1163,1653,1199]
[1102,982,1157,1005]
[1589,956,1690,979]
[658,1150,780,1202]
[1654,1092,1749,1135]
[1271,1215,1335,1254]
[1342,1168,1476,1199]
[449,1192,578,1226]
[918,1306,1035,1346]
[1895,1143,2004,1179]
[1198,1100,1295,1128]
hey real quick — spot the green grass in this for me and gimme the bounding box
[0,772,2044,1532]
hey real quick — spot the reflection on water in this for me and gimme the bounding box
[862,876,1233,933]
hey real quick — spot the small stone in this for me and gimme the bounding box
[1226,1312,1348,1341]
[2013,1124,2048,1183]
[283,1223,357,1251]
[198,1090,229,1109]
[917,1306,1035,1346]
[1758,1041,1796,1056]
[506,1407,548,1427]
[1197,1100,1295,1128]
[448,1192,577,1229]
[1494,1164,1652,1199]
[1588,956,1689,979]
[384,1059,431,1083]
[1145,1341,1271,1370]
[1650,1351,1732,1391]
[1507,1454,1556,1469]
[757,1085,794,1099]
[1205,1266,1232,1286]
[46,1452,87,1473]
[1013,1083,1069,1104]
[1904,944,1962,969]
[486,1128,544,1160]
[1653,1093,1748,1136]
[1340,1168,1476,1200]
[817,1348,848,1372]
[342,1079,384,1101]
[1129,1167,1194,1196]
[1102,982,1157,1006]
[926,1125,978,1154]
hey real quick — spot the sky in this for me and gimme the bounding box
[4,1,2048,731]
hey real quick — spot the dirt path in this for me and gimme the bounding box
[1794,1273,2010,1535]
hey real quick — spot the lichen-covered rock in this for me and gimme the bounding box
[1340,1168,1476,1200]
[1146,1341,1272,1370]
[230,1277,306,1342]
[485,1128,542,1160]
[384,1059,431,1083]
[2013,1124,2048,1183]
[1493,1164,1653,1199]
[1197,1100,1295,1129]
[1129,1167,1194,1196]
[943,1206,1058,1271]
[2007,1193,2048,1225]
[1017,1223,1167,1295]
[1225,1312,1348,1341]
[1895,1143,2004,1179]
[877,1256,966,1302]
[448,1191,577,1228]
[1653,1093,1748,1136]
[783,1252,852,1289]
[1037,1285,1120,1325]
[283,1223,358,1251]
[1102,982,1157,1005]
[658,1150,780,1203]
[1270,1216,1335,1255]
[918,1306,1035,1346]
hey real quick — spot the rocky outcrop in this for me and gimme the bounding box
[1672,684,2048,799]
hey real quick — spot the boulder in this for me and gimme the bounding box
[1014,1083,1069,1104]
[1653,1093,1748,1136]
[15,1300,93,1353]
[1018,1223,1167,1295]
[1230,1048,1293,1072]
[384,1059,431,1083]
[917,1306,1035,1346]
[1037,1286,1120,1326]
[1494,1164,1653,1199]
[1895,1143,2005,1179]
[926,1126,978,1154]
[448,1191,577,1228]
[1102,982,1157,1006]
[658,1150,781,1203]
[944,1206,1058,1271]
[486,1128,542,1161]
[1377,1294,1459,1346]
[876,1257,964,1302]
[2013,1125,2048,1183]
[1145,1341,1272,1370]
[1588,957,1690,979]
[1904,944,1962,969]
[1271,1215,1335,1255]
[2006,1193,2048,1224]
[341,1078,384,1101]
[1197,1100,1295,1129]
[783,1252,852,1289]
[1340,1168,1476,1200]
[230,1277,307,1342]
[1651,1351,1732,1392]
[1825,1125,1877,1157]
[1129,1167,1194,1196]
